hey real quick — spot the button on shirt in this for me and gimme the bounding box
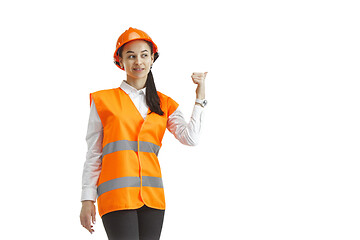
[81,81,205,202]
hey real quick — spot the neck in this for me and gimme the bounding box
[126,75,147,90]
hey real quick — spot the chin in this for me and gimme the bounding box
[128,73,147,80]
[133,72,148,78]
[134,70,149,76]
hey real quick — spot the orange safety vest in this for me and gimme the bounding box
[90,87,179,217]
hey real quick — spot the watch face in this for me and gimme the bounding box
[202,100,207,106]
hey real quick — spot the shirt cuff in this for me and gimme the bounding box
[81,187,97,202]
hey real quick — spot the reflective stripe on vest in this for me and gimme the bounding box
[97,176,164,197]
[101,140,160,160]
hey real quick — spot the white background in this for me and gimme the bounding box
[1,0,359,239]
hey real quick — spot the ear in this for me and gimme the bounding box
[151,53,155,64]
[118,57,123,68]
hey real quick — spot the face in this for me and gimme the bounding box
[119,39,154,81]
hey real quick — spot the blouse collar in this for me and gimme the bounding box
[120,80,146,96]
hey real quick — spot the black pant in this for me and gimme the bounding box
[102,204,165,240]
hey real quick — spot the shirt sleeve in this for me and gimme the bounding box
[81,98,103,202]
[167,104,204,146]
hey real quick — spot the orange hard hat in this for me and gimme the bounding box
[113,27,158,70]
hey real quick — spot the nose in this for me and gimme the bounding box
[135,55,142,65]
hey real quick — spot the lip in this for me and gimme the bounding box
[133,67,145,72]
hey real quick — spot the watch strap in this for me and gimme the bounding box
[195,98,207,107]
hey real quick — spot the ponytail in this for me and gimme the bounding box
[145,55,164,115]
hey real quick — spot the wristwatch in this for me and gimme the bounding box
[195,98,208,107]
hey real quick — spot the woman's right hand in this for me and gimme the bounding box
[80,200,96,234]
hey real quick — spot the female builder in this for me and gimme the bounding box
[80,27,207,240]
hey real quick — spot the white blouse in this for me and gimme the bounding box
[81,81,205,202]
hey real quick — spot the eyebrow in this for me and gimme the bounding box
[125,50,149,54]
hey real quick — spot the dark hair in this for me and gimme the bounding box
[116,41,164,116]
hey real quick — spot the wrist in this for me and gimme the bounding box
[196,83,205,99]
[196,95,205,100]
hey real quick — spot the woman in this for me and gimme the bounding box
[80,27,207,240]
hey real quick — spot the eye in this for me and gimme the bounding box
[128,55,135,59]
[142,54,148,58]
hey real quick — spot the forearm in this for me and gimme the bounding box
[167,105,204,146]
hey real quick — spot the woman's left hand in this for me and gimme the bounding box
[191,72,207,100]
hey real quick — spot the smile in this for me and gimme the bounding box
[133,68,145,72]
